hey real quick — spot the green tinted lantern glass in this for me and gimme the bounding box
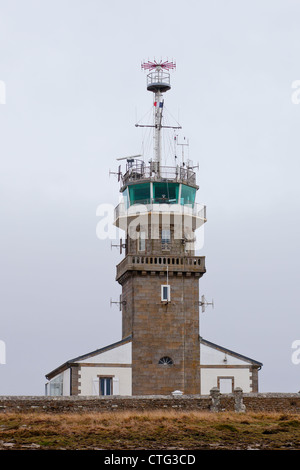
[128,183,150,205]
[153,183,179,203]
[122,188,129,209]
[181,184,196,206]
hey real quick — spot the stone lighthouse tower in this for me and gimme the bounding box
[113,61,207,395]
[45,61,262,398]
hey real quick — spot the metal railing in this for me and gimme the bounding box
[146,69,171,88]
[121,163,197,186]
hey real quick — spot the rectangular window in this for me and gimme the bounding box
[161,285,171,302]
[49,374,63,396]
[161,229,171,250]
[138,231,146,251]
[162,229,171,244]
[99,377,113,396]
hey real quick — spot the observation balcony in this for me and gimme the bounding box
[114,200,207,231]
[116,254,206,282]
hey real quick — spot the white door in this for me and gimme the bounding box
[219,378,233,393]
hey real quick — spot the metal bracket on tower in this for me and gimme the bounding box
[111,238,126,255]
[110,295,126,311]
[199,295,214,313]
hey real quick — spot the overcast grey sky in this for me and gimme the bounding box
[1,0,300,394]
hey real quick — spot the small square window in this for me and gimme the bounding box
[161,285,171,302]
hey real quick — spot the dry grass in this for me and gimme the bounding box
[1,410,300,450]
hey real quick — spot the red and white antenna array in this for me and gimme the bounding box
[141,60,176,71]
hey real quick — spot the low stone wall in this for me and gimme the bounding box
[0,391,300,414]
[243,394,300,413]
[0,395,212,413]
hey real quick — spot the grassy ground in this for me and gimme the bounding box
[0,410,300,450]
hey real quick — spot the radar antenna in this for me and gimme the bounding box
[116,154,142,161]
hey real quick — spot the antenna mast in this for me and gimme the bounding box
[141,60,176,175]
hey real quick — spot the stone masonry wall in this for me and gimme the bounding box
[126,271,201,395]
[0,393,300,414]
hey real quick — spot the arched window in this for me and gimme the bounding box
[158,356,173,365]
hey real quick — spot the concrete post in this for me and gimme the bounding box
[210,387,221,412]
[234,387,246,413]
